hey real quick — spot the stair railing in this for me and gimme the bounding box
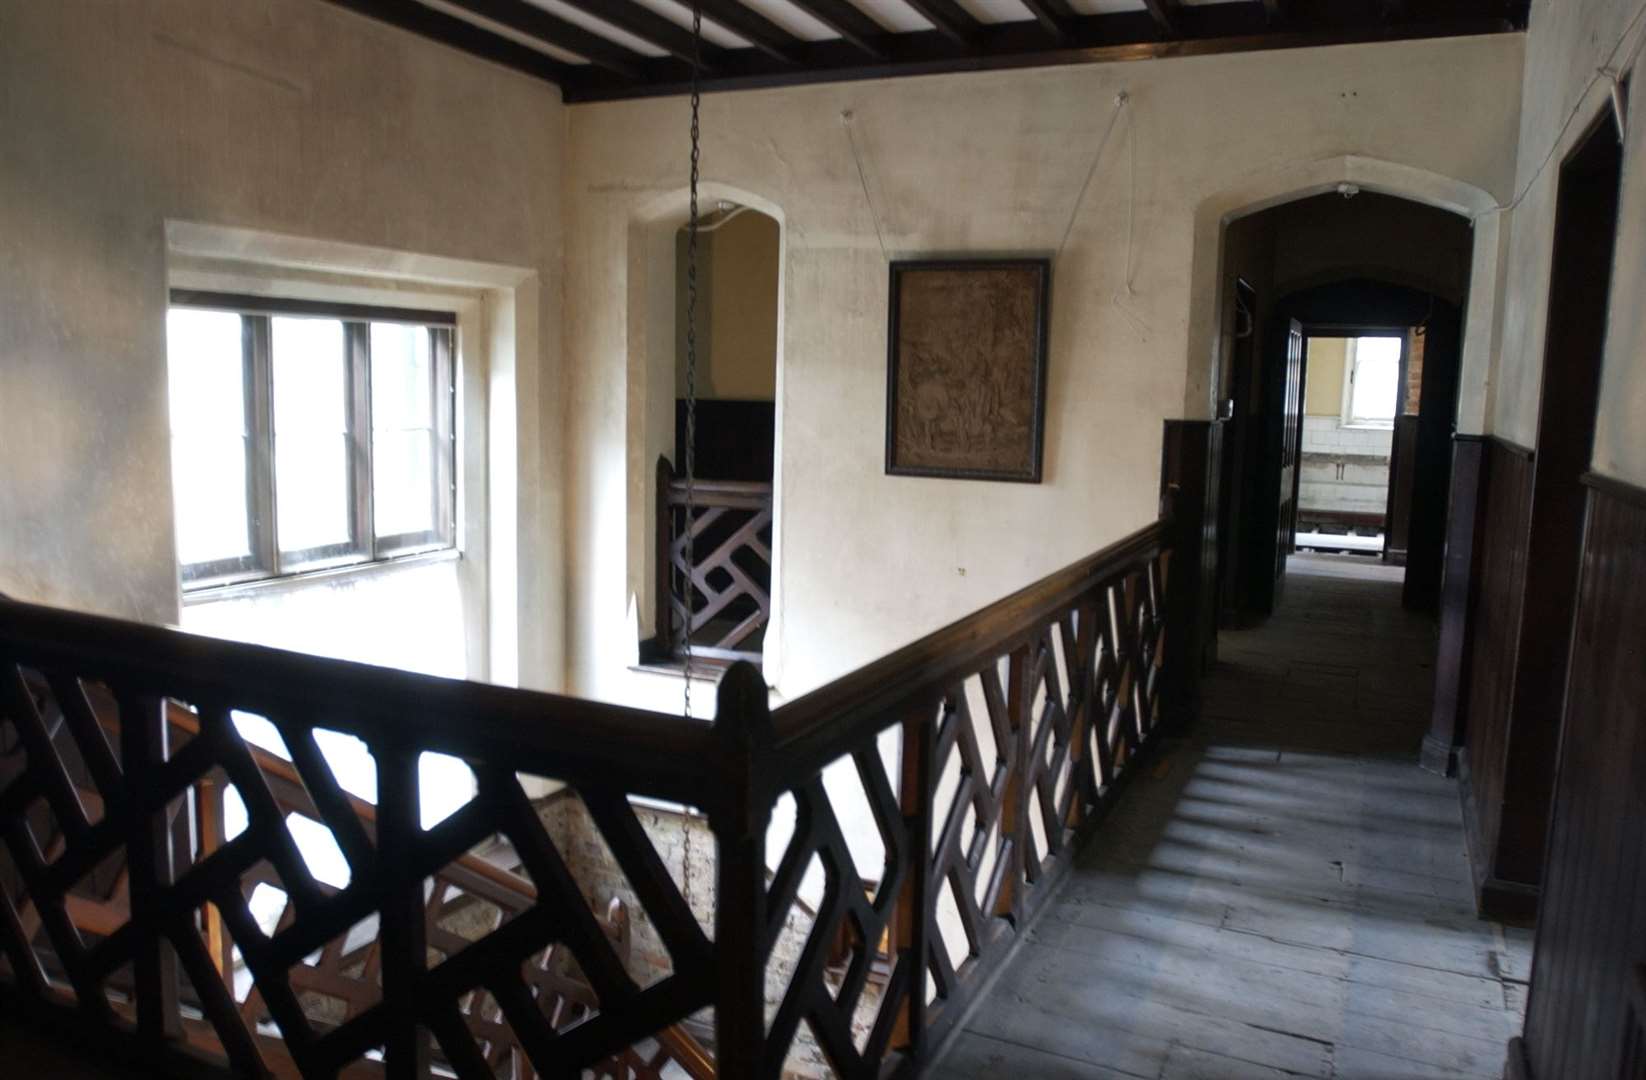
[0,490,1182,1079]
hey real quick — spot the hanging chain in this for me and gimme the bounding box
[682,1,702,721]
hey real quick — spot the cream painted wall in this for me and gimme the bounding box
[562,35,1525,703]
[1305,339,1349,416]
[705,211,780,401]
[1490,0,1646,482]
[673,210,781,401]
[0,0,566,688]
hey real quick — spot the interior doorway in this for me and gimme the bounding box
[1503,106,1626,806]
[1216,190,1473,623]
[655,203,780,664]
[1295,333,1408,558]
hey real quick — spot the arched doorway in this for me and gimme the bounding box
[1212,190,1475,624]
[624,188,786,678]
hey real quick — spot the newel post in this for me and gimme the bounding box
[712,661,774,1080]
[1159,419,1215,737]
[1161,481,1198,737]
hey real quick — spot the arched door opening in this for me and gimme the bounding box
[1214,191,1473,624]
[655,203,781,666]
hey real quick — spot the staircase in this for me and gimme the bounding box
[0,500,1185,1079]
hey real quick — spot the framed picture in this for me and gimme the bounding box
[885,258,1051,483]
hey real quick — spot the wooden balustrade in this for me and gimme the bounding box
[0,493,1182,1078]
[655,456,774,663]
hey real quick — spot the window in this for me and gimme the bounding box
[167,292,456,589]
[1343,336,1402,426]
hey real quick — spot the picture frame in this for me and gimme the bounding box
[885,258,1051,483]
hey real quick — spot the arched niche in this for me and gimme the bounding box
[623,184,788,683]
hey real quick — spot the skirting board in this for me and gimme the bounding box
[1420,731,1459,777]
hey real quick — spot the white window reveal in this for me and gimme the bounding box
[166,292,457,589]
[1342,335,1402,427]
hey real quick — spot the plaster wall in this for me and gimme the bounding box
[0,0,566,690]
[562,36,1523,702]
[1305,338,1349,416]
[674,210,781,402]
[1491,0,1646,482]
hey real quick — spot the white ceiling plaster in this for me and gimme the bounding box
[430,0,1268,60]
[525,0,670,56]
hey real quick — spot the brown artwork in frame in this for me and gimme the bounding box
[885,258,1051,483]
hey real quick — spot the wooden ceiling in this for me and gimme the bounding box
[325,0,1529,102]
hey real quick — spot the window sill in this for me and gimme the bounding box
[182,547,460,605]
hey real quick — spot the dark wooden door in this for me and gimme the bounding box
[1384,414,1419,564]
[1218,281,1258,624]
[1273,320,1304,603]
[1401,302,1463,611]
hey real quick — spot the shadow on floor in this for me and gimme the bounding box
[935,554,1531,1080]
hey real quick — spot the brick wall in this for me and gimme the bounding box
[1406,327,1425,415]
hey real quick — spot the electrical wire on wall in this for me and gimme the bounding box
[844,88,1137,267]
[1485,0,1646,219]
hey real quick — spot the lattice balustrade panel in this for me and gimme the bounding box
[920,544,1172,1054]
[668,488,774,660]
[925,656,1014,1023]
[761,733,914,1079]
[0,658,717,1079]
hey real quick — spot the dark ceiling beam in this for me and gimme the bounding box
[900,0,983,47]
[782,0,891,58]
[561,12,1520,102]
[1382,0,1408,21]
[1019,0,1078,41]
[321,0,572,82]
[437,0,646,77]
[553,0,729,69]
[1259,0,1289,24]
[695,0,805,64]
[1141,0,1184,36]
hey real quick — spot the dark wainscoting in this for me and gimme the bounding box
[1161,419,1221,730]
[1422,434,1488,776]
[1514,472,1646,1079]
[674,399,775,482]
[1455,436,1538,922]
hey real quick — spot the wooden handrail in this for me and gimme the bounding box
[1,492,1183,1080]
[0,596,725,812]
[665,477,773,502]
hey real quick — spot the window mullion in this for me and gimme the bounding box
[248,316,279,576]
[348,323,375,561]
[434,327,456,547]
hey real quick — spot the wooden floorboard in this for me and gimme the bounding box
[934,554,1530,1079]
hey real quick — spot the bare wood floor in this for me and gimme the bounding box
[936,554,1532,1079]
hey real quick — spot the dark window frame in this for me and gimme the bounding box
[168,290,457,591]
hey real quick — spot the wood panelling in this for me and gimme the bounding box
[1456,436,1535,919]
[1518,474,1646,1079]
[1401,298,1464,612]
[1385,415,1419,565]
[1422,434,1487,776]
[1161,419,1220,727]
